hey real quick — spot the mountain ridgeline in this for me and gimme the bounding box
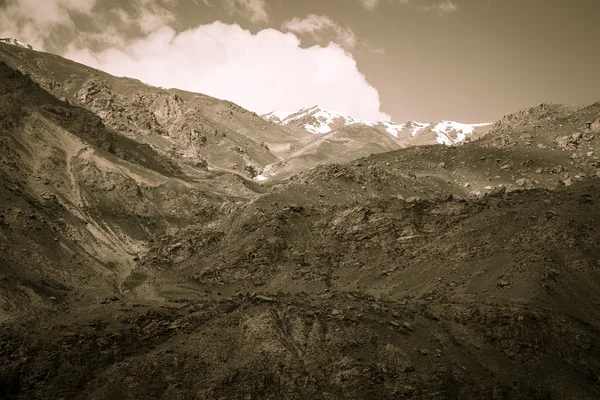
[1,39,600,399]
[262,105,491,144]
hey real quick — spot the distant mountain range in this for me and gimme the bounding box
[263,105,492,145]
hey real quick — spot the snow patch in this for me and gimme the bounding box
[267,105,386,134]
[409,122,431,136]
[433,121,492,145]
[379,122,406,137]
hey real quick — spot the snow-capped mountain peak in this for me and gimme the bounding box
[263,105,409,135]
[0,38,38,51]
[263,106,490,145]
[262,106,491,145]
[264,105,364,134]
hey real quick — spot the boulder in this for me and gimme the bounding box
[586,114,600,132]
[488,186,506,197]
[562,177,573,186]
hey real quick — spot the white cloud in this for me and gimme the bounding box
[0,0,177,50]
[136,5,175,34]
[361,0,380,11]
[221,0,268,23]
[0,0,388,121]
[65,23,390,121]
[438,0,458,12]
[0,0,97,49]
[423,0,458,13]
[282,14,357,50]
[361,0,454,12]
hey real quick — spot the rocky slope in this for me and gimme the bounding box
[1,39,600,400]
[0,59,263,321]
[3,160,600,399]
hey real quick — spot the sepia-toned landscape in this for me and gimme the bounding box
[1,0,600,398]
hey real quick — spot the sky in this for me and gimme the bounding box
[1,0,599,123]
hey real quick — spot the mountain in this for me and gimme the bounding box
[0,39,491,183]
[0,57,266,320]
[1,38,600,400]
[0,38,38,51]
[263,105,492,146]
[258,105,492,179]
[258,123,407,179]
